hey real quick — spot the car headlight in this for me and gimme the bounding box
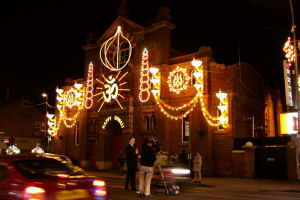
[171,169,190,175]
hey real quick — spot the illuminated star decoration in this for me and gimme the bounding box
[167,66,191,94]
[95,71,130,112]
[283,37,295,67]
[85,61,94,109]
[99,26,132,71]
[139,48,151,102]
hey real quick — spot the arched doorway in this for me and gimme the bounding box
[104,120,123,168]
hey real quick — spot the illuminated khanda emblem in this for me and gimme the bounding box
[167,66,190,94]
[95,71,130,112]
[99,26,132,71]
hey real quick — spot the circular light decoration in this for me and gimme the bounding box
[99,26,132,71]
[95,71,130,112]
[167,66,190,94]
[56,82,85,128]
[139,48,151,102]
[85,61,94,109]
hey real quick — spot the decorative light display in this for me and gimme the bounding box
[99,26,132,71]
[283,37,295,66]
[85,61,94,109]
[102,115,125,129]
[167,66,190,94]
[56,82,85,128]
[150,58,229,128]
[95,71,130,112]
[47,113,60,136]
[139,48,151,102]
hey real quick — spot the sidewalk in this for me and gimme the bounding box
[87,169,300,192]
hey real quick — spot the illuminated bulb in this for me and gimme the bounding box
[56,88,64,94]
[191,58,202,68]
[152,90,159,95]
[47,113,54,119]
[216,90,227,101]
[194,84,201,90]
[75,92,83,98]
[48,121,54,126]
[48,129,54,134]
[151,78,159,84]
[56,96,63,102]
[217,105,227,112]
[150,67,159,75]
[193,71,201,79]
[74,83,83,89]
[57,105,62,109]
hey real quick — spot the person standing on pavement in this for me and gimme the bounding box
[192,152,202,184]
[125,137,138,191]
[138,138,156,197]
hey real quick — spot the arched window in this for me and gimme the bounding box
[191,70,196,85]
[151,115,156,130]
[145,116,150,130]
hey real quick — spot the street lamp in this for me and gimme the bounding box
[41,92,49,152]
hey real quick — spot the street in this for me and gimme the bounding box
[89,171,300,200]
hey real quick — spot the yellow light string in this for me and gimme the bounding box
[85,61,94,109]
[139,48,151,102]
[99,26,132,71]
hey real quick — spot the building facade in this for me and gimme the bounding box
[51,7,271,177]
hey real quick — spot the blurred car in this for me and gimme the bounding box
[151,162,191,185]
[0,154,107,200]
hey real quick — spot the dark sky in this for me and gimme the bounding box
[0,0,299,104]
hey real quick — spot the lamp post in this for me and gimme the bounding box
[41,92,48,152]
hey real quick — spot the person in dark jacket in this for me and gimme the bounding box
[125,137,138,191]
[138,138,156,197]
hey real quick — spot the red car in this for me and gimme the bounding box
[0,154,107,200]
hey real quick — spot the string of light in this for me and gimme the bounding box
[139,48,151,102]
[85,61,94,109]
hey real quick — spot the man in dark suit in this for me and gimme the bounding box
[125,137,138,191]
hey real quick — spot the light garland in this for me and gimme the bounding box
[139,48,151,102]
[56,82,85,128]
[167,66,190,94]
[95,71,130,112]
[99,26,132,71]
[283,37,295,66]
[85,61,94,109]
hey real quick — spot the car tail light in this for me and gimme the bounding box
[24,186,46,200]
[95,189,107,196]
[171,169,190,174]
[93,180,106,187]
[56,173,70,178]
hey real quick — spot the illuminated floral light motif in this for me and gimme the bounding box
[139,48,151,102]
[85,61,94,109]
[95,71,130,112]
[99,26,132,71]
[283,37,295,66]
[150,59,229,128]
[167,66,190,94]
[56,83,85,128]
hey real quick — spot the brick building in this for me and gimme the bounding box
[50,6,276,178]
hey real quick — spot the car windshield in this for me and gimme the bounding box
[13,159,83,179]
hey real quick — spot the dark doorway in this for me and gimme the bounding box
[87,140,97,169]
[105,120,123,168]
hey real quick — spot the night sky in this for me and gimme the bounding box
[0,0,299,105]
